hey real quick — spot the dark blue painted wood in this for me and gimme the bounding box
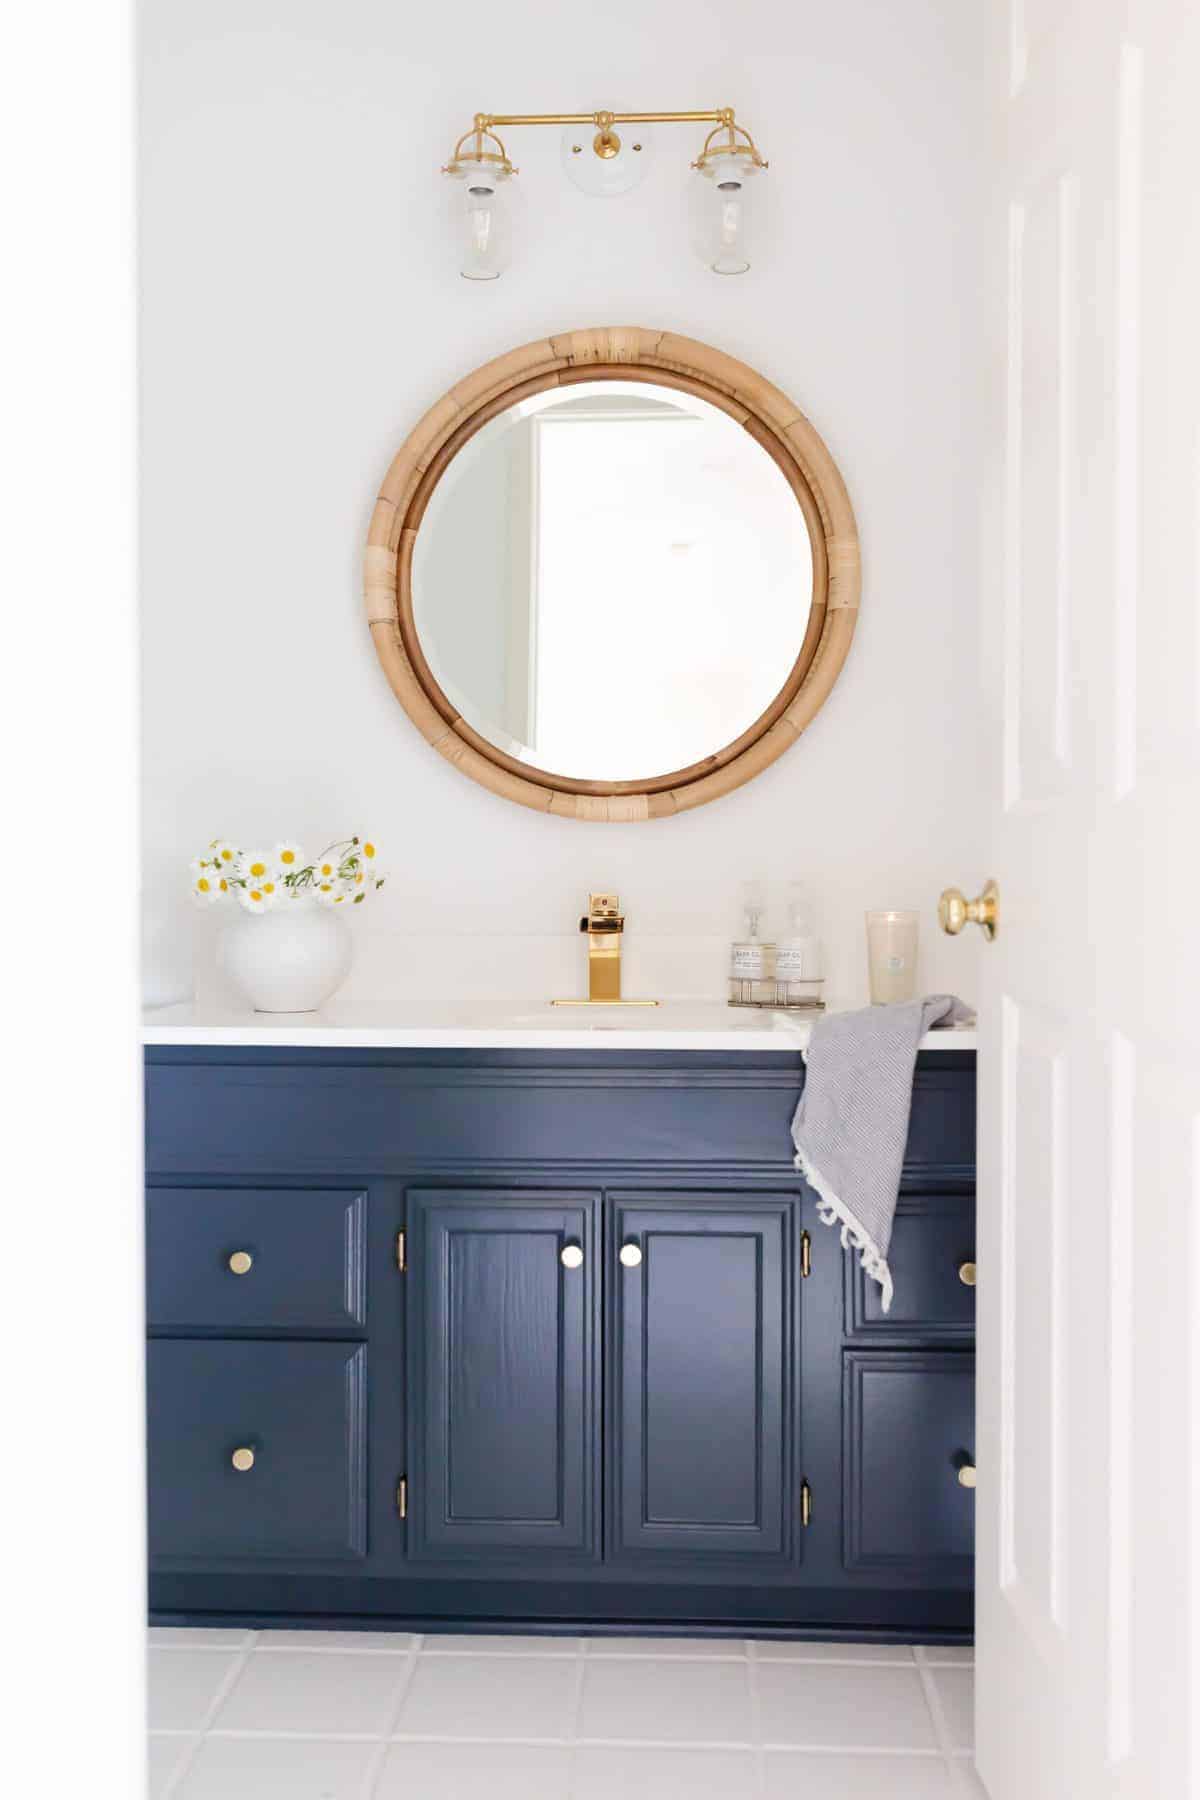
[610,1193,795,1565]
[143,1047,976,1637]
[406,1190,600,1563]
[844,1195,976,1344]
[146,1187,366,1334]
[144,1048,974,1186]
[842,1350,975,1577]
[148,1340,367,1562]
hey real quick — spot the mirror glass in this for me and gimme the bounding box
[411,379,813,783]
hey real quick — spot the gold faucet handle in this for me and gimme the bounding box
[582,892,624,932]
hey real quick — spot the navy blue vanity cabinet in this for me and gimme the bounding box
[145,1046,976,1642]
[610,1193,796,1566]
[405,1190,600,1562]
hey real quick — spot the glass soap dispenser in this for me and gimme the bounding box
[729,882,776,1007]
[773,883,826,1011]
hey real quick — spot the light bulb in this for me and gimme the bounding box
[451,160,512,281]
[692,150,759,275]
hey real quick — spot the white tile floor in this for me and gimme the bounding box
[147,1629,987,1799]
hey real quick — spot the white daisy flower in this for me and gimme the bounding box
[238,878,280,913]
[313,878,339,906]
[360,839,378,864]
[313,852,340,883]
[192,869,223,905]
[209,840,239,868]
[241,848,274,884]
[273,841,304,874]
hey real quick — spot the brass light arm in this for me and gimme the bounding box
[445,106,767,172]
[481,110,730,126]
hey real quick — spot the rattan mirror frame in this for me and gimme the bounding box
[365,328,860,820]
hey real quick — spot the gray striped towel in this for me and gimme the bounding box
[790,996,973,1311]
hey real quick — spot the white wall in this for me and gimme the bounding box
[140,0,987,1012]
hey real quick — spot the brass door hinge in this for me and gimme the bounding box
[800,1478,813,1528]
[396,1475,408,1520]
[800,1229,812,1278]
[395,1229,407,1272]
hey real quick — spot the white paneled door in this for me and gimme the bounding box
[964,2,1200,1796]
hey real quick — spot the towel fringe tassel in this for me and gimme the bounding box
[793,1148,894,1313]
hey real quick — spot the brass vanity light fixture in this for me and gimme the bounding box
[442,108,768,279]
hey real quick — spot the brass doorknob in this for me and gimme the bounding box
[958,1462,976,1489]
[231,1447,255,1472]
[619,1242,643,1268]
[228,1251,253,1275]
[958,1261,977,1287]
[560,1243,584,1269]
[938,880,999,940]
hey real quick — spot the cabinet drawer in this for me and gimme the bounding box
[843,1351,974,1577]
[147,1340,367,1562]
[844,1197,975,1341]
[146,1187,366,1332]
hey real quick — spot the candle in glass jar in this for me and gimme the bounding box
[865,909,919,1004]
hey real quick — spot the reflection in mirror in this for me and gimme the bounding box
[412,380,813,783]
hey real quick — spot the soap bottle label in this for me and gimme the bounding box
[731,942,770,979]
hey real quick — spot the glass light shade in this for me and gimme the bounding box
[692,151,759,275]
[452,159,512,281]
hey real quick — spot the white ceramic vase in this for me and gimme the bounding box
[219,900,352,1013]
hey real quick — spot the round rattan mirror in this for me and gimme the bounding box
[365,328,859,820]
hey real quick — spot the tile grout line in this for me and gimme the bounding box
[360,1634,424,1800]
[914,1645,966,1789]
[159,1630,259,1800]
[564,1639,589,1800]
[745,1640,769,1800]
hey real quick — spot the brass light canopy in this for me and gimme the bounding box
[440,106,769,277]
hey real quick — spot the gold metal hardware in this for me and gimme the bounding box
[231,1447,255,1473]
[800,1230,812,1279]
[561,1243,584,1270]
[396,1476,408,1519]
[228,1250,253,1276]
[800,1478,813,1527]
[958,1260,977,1288]
[619,1241,643,1269]
[958,1462,977,1490]
[396,1230,407,1273]
[552,891,659,1007]
[938,879,999,941]
[444,107,767,175]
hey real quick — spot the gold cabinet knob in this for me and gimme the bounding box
[619,1242,643,1268]
[231,1446,255,1473]
[560,1243,584,1270]
[938,879,999,940]
[228,1251,253,1276]
[958,1260,977,1287]
[958,1462,976,1489]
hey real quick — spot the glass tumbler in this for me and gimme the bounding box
[865,909,919,1004]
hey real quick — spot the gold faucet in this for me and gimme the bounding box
[551,892,660,1006]
[580,892,624,1001]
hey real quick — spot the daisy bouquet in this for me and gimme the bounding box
[191,837,385,913]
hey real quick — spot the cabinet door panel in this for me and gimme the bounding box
[843,1350,974,1578]
[611,1194,795,1564]
[407,1190,598,1562]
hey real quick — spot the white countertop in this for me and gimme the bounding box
[143,998,978,1053]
